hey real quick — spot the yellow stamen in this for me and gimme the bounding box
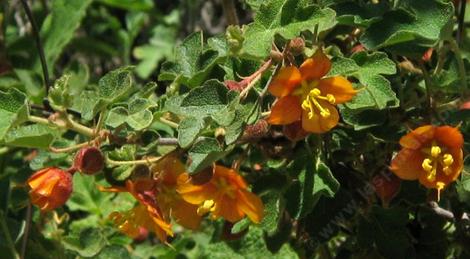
[442,154,453,166]
[422,158,433,172]
[436,182,445,201]
[197,200,215,216]
[431,146,441,158]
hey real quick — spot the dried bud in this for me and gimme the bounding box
[372,173,401,207]
[289,37,305,56]
[242,120,269,140]
[283,121,309,142]
[225,80,247,92]
[190,166,214,185]
[27,167,73,211]
[74,147,104,175]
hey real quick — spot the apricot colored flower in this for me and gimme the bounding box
[390,125,464,200]
[103,180,172,242]
[153,155,202,230]
[27,167,73,211]
[177,165,264,223]
[267,49,357,133]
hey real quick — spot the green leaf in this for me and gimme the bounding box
[329,52,399,111]
[178,80,231,118]
[339,107,387,130]
[0,88,29,140]
[63,227,106,257]
[159,32,226,87]
[106,98,156,130]
[67,173,112,215]
[241,1,336,59]
[360,0,453,50]
[98,0,154,11]
[286,150,339,219]
[187,138,231,174]
[48,75,74,110]
[4,124,59,148]
[260,191,283,235]
[134,24,177,78]
[178,116,206,149]
[38,0,93,72]
[98,67,134,103]
[95,245,132,259]
[334,1,387,27]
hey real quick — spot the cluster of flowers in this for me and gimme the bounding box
[26,48,464,242]
[27,149,264,242]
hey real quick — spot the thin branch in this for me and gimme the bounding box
[20,203,32,259]
[427,201,454,221]
[456,0,467,45]
[19,0,51,98]
[0,211,20,259]
[159,117,179,129]
[106,156,162,166]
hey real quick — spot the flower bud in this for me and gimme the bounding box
[74,147,104,175]
[27,167,73,211]
[372,173,401,207]
[242,120,269,140]
[289,37,305,56]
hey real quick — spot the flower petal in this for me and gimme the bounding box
[268,66,302,97]
[267,96,302,125]
[317,76,357,104]
[301,102,339,133]
[399,125,434,149]
[214,195,245,223]
[434,126,464,149]
[299,49,331,81]
[390,149,424,180]
[171,200,202,230]
[237,190,264,224]
[177,173,217,205]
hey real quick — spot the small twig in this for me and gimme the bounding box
[159,117,179,129]
[106,156,162,166]
[240,73,262,99]
[20,203,32,259]
[49,141,92,153]
[29,115,95,137]
[221,0,239,25]
[0,211,20,259]
[428,201,454,221]
[456,0,467,45]
[19,0,51,102]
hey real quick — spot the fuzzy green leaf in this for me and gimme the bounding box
[0,88,29,140]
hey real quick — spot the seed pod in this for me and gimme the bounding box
[372,173,401,207]
[27,167,73,211]
[74,147,105,175]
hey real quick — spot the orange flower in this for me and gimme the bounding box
[153,155,202,230]
[177,165,264,223]
[102,180,172,242]
[27,167,73,211]
[390,125,464,200]
[267,49,357,133]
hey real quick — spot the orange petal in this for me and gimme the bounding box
[267,96,302,125]
[177,174,217,205]
[214,165,247,189]
[237,190,264,224]
[434,126,464,149]
[214,196,245,223]
[317,77,357,104]
[299,49,331,81]
[154,154,186,185]
[301,102,339,133]
[390,149,424,180]
[171,200,202,230]
[399,125,434,149]
[268,66,302,97]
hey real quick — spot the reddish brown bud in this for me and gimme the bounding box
[133,227,149,243]
[372,173,401,207]
[74,147,104,175]
[422,48,433,62]
[242,120,269,140]
[27,167,73,211]
[351,44,366,53]
[289,37,305,56]
[224,80,247,92]
[460,100,470,110]
[283,121,309,142]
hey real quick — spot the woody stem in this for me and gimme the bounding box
[106,156,162,166]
